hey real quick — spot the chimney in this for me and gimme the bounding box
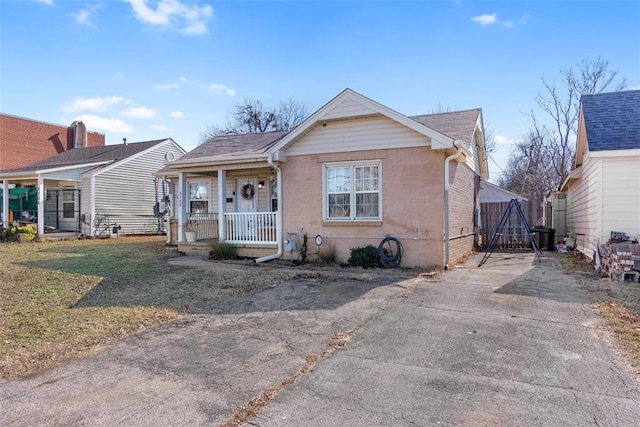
[123,138,127,145]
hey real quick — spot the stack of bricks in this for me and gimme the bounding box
[602,241,640,283]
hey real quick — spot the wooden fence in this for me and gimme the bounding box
[478,200,540,249]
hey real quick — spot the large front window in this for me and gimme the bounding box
[325,161,381,220]
[189,182,209,214]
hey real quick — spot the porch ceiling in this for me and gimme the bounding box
[179,161,273,174]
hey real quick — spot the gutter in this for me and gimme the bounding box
[255,154,283,263]
[168,153,270,169]
[444,141,466,270]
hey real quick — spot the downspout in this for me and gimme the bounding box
[256,154,283,263]
[164,177,172,245]
[444,142,465,270]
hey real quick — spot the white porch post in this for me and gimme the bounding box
[178,172,187,242]
[90,175,96,236]
[37,177,45,236]
[2,180,9,229]
[218,170,227,241]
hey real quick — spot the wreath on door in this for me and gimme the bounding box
[241,183,255,200]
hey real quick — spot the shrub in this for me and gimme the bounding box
[319,244,337,264]
[5,224,37,242]
[209,241,238,260]
[348,245,381,268]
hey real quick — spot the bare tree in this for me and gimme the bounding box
[501,57,626,198]
[534,56,626,186]
[199,97,309,144]
[498,124,557,204]
[276,98,309,132]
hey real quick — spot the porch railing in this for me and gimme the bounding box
[225,212,277,244]
[188,212,219,240]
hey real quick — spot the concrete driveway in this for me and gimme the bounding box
[1,252,639,426]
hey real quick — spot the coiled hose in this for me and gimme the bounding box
[379,236,403,268]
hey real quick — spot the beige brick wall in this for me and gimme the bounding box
[447,161,478,266]
[281,146,450,268]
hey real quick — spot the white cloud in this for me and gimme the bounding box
[473,12,530,29]
[170,110,184,118]
[155,82,180,89]
[124,0,214,35]
[180,76,194,84]
[72,5,101,27]
[63,115,134,134]
[122,106,159,119]
[209,84,235,96]
[151,125,171,131]
[36,0,54,5]
[494,135,516,146]
[472,13,496,26]
[115,72,124,78]
[62,96,125,113]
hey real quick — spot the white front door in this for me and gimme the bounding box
[235,179,257,238]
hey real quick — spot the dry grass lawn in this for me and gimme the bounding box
[555,250,640,377]
[0,236,311,378]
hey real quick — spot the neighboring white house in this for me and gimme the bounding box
[0,139,185,238]
[560,90,640,258]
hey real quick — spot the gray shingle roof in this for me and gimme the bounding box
[0,139,167,173]
[582,90,640,151]
[178,109,481,163]
[178,131,287,162]
[410,109,481,142]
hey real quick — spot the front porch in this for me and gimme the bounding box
[176,238,279,258]
[170,211,279,256]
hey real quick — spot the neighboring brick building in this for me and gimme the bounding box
[0,114,105,170]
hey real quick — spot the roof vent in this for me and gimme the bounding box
[123,138,127,145]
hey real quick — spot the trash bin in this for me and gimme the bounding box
[533,227,556,251]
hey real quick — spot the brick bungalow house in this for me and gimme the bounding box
[161,89,488,269]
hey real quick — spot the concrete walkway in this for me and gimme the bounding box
[1,252,639,426]
[256,252,640,426]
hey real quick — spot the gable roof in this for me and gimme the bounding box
[410,109,482,143]
[479,181,527,203]
[177,131,287,163]
[581,90,640,151]
[271,88,462,152]
[0,139,169,175]
[167,89,486,176]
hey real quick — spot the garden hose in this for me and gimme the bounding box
[379,236,403,268]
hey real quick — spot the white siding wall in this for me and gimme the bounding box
[224,171,271,212]
[93,141,181,234]
[78,177,92,235]
[566,155,600,257]
[601,157,640,240]
[567,154,640,258]
[321,98,379,120]
[286,116,431,156]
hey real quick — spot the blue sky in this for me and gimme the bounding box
[1,0,639,182]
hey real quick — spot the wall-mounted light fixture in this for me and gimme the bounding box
[258,180,265,189]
